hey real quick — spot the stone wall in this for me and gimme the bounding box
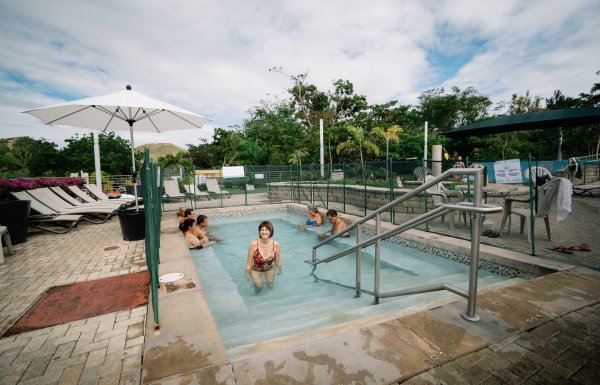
[268,183,530,214]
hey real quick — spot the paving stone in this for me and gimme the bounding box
[85,347,107,369]
[19,354,53,381]
[571,359,600,385]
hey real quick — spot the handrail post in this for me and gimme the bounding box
[462,168,482,322]
[355,223,362,297]
[374,213,381,304]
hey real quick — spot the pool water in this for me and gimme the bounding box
[191,212,507,351]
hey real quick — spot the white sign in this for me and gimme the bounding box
[494,159,522,184]
[254,173,264,180]
[222,166,245,179]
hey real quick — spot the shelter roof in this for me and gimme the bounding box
[446,107,600,138]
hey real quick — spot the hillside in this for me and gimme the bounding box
[135,143,187,161]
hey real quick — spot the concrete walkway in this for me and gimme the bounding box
[1,202,599,384]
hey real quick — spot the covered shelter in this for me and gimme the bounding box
[446,107,600,138]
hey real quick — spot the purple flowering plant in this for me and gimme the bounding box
[0,177,86,201]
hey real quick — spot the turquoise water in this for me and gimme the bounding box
[191,212,506,351]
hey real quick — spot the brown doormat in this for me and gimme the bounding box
[4,271,150,337]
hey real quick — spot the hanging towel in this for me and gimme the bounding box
[557,178,573,222]
[568,157,583,179]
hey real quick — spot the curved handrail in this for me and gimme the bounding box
[311,167,496,322]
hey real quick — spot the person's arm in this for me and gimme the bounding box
[245,240,255,278]
[186,233,201,247]
[274,240,282,274]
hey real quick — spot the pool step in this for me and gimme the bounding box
[220,274,502,349]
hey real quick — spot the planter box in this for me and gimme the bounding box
[0,200,31,244]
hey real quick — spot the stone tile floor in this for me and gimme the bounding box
[1,202,599,384]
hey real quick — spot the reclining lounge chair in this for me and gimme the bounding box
[163,180,187,202]
[205,179,231,199]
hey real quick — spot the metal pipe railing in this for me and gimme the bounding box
[311,168,497,322]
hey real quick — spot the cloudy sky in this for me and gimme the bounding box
[1,0,598,149]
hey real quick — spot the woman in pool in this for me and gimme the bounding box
[299,205,323,228]
[180,218,210,249]
[244,221,282,294]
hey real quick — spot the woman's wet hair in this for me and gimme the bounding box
[258,220,274,237]
[184,208,193,217]
[307,205,318,213]
[180,218,195,233]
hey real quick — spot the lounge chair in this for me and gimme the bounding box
[85,183,138,205]
[32,188,120,213]
[9,191,89,233]
[23,188,118,222]
[67,185,121,207]
[50,186,127,210]
[572,181,600,196]
[163,180,186,202]
[499,178,561,242]
[183,184,211,200]
[205,179,231,199]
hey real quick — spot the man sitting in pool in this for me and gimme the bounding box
[196,214,222,242]
[177,208,195,226]
[319,209,350,240]
[244,221,282,294]
[299,205,323,228]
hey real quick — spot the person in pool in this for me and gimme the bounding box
[177,208,195,226]
[196,214,222,241]
[319,209,349,240]
[244,220,282,294]
[180,218,210,249]
[299,205,323,228]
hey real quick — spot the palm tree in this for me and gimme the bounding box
[373,124,403,180]
[288,149,309,179]
[336,125,380,181]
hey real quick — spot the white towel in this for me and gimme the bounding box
[557,178,572,222]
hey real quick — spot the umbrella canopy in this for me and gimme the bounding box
[23,85,210,133]
[445,107,600,138]
[23,85,211,210]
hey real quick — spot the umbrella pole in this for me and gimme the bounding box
[129,122,140,211]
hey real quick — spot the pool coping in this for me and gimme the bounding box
[141,203,595,385]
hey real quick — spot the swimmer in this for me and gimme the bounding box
[244,221,282,294]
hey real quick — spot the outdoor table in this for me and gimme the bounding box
[457,184,527,231]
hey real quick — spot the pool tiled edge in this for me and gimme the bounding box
[141,203,585,385]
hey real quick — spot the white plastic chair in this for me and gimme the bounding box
[1,225,15,263]
[500,178,560,242]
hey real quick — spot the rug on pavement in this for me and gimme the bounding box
[4,271,150,336]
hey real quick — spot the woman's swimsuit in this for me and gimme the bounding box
[251,240,275,272]
[306,219,318,225]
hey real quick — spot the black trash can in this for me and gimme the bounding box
[117,209,145,241]
[0,200,31,244]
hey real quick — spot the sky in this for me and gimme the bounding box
[1,0,599,150]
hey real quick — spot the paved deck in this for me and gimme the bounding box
[0,198,598,384]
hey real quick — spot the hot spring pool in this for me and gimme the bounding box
[191,211,508,351]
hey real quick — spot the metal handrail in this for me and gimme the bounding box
[311,168,500,322]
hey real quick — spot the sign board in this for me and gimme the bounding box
[494,159,522,184]
[222,166,245,179]
[254,173,264,180]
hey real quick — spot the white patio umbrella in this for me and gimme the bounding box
[23,85,211,210]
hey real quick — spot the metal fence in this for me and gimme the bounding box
[154,157,598,267]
